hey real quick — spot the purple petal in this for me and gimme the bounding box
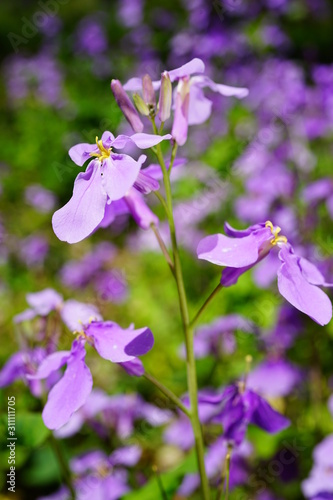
[120,358,145,377]
[299,257,332,286]
[248,391,290,433]
[68,142,98,166]
[194,75,249,98]
[197,233,260,267]
[0,352,25,387]
[26,288,63,316]
[111,133,171,150]
[277,246,332,325]
[188,85,213,125]
[133,170,160,194]
[109,445,141,467]
[168,58,205,81]
[42,342,93,430]
[124,189,159,229]
[52,161,107,244]
[221,265,253,287]
[29,351,70,380]
[102,154,145,202]
[178,474,200,496]
[14,308,37,323]
[86,321,154,363]
[313,435,333,468]
[61,300,102,332]
[247,359,302,397]
[171,82,190,146]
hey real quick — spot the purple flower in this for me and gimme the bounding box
[302,435,333,498]
[0,348,50,397]
[31,321,154,429]
[19,235,49,267]
[124,58,248,145]
[94,270,128,303]
[25,184,57,213]
[14,288,63,323]
[52,131,170,243]
[74,17,108,56]
[197,221,333,325]
[210,384,290,445]
[247,358,302,397]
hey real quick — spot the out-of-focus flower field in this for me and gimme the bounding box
[1,0,333,499]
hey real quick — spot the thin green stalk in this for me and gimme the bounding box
[151,118,210,499]
[168,143,178,177]
[153,190,171,218]
[190,283,223,328]
[224,446,232,500]
[49,434,75,499]
[151,223,175,275]
[152,465,168,500]
[143,372,190,417]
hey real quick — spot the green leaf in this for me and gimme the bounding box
[15,413,50,448]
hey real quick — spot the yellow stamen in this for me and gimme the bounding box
[265,220,288,246]
[89,136,112,161]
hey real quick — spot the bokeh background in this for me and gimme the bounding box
[1,0,333,498]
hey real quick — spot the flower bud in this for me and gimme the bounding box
[171,77,190,146]
[158,71,172,122]
[111,79,144,133]
[133,93,150,116]
[142,74,155,106]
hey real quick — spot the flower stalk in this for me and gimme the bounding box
[151,118,211,500]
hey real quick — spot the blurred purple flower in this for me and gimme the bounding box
[247,358,302,397]
[19,235,49,267]
[4,52,65,107]
[25,184,57,213]
[94,270,128,303]
[74,17,108,56]
[302,435,333,498]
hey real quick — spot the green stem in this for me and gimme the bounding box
[168,143,178,177]
[143,372,190,417]
[152,465,168,500]
[151,119,210,500]
[49,434,75,499]
[151,223,175,275]
[153,190,171,218]
[190,283,223,328]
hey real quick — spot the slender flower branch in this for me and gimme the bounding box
[153,190,171,219]
[168,142,178,177]
[152,465,168,500]
[150,118,211,500]
[190,283,223,328]
[143,372,191,417]
[150,223,175,275]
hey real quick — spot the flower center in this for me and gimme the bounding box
[265,221,288,245]
[89,136,112,162]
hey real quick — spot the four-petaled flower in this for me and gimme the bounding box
[52,131,171,243]
[197,221,332,325]
[30,321,154,429]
